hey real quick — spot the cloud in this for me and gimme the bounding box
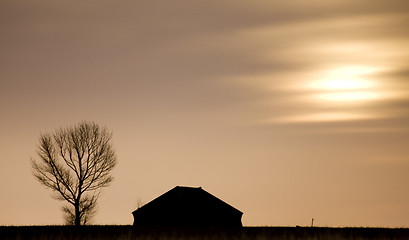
[223,11,409,127]
[1,0,409,128]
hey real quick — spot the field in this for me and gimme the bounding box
[1,226,409,240]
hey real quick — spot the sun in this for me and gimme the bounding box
[309,66,380,102]
[313,78,372,90]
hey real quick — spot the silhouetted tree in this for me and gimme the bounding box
[32,121,117,226]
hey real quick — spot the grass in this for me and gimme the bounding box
[1,226,408,240]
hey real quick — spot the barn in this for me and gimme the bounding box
[132,186,243,227]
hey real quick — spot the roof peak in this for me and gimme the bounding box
[175,186,202,189]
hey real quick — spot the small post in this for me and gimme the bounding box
[311,218,314,227]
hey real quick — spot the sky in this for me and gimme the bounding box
[1,0,409,227]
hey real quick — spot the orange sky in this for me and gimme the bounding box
[1,0,409,227]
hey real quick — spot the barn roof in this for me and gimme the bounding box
[133,186,242,215]
[132,186,243,227]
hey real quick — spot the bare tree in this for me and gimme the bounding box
[31,121,117,226]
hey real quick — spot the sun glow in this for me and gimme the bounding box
[274,65,387,123]
[316,91,380,101]
[311,78,373,90]
[272,112,377,123]
[309,66,380,102]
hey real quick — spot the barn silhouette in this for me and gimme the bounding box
[132,186,243,227]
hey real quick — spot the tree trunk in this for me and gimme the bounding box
[74,200,81,226]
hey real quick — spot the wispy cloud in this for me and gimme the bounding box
[226,12,409,127]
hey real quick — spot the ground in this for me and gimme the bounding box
[1,226,409,240]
